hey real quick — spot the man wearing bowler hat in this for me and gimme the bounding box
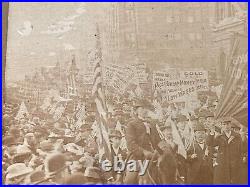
[109,129,127,160]
[187,122,213,184]
[105,129,127,184]
[207,117,243,184]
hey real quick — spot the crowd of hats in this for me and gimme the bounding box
[2,105,107,184]
[2,94,247,184]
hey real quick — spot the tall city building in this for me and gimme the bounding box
[212,2,247,80]
[104,2,216,70]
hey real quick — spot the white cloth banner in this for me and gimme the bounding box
[180,70,209,91]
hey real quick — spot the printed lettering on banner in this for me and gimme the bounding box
[180,70,209,91]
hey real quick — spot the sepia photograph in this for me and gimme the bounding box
[2,2,248,184]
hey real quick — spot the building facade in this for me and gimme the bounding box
[212,2,247,80]
[104,3,216,70]
[6,55,83,109]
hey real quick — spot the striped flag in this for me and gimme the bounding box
[167,116,187,159]
[216,33,248,126]
[91,24,111,161]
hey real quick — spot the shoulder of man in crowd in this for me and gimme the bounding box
[126,118,142,126]
[231,131,243,140]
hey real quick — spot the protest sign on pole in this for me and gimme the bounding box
[104,63,137,94]
[130,63,148,83]
[180,70,209,91]
[152,70,180,91]
[162,84,197,103]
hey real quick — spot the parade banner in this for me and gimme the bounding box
[103,64,128,84]
[152,70,180,91]
[130,63,148,83]
[180,70,209,91]
[112,64,131,93]
[153,70,198,102]
[162,84,197,103]
[215,33,248,127]
[104,64,136,94]
[104,64,123,88]
[154,77,196,94]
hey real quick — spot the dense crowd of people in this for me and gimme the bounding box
[2,94,248,184]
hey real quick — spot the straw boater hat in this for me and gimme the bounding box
[48,132,62,139]
[53,122,66,133]
[6,163,33,180]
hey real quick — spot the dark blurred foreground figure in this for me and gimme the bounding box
[63,173,87,184]
[84,166,104,184]
[239,126,248,184]
[25,171,46,184]
[33,153,68,184]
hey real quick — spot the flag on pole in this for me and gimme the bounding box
[167,116,187,158]
[183,119,194,150]
[15,101,29,120]
[91,24,111,160]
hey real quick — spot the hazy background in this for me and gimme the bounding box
[6,3,247,83]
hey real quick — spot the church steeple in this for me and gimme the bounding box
[68,54,79,75]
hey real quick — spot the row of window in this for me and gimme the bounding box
[124,9,214,24]
[124,2,207,9]
[122,37,205,49]
[124,33,203,42]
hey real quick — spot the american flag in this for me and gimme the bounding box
[91,24,111,161]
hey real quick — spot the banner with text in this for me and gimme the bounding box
[180,70,209,91]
